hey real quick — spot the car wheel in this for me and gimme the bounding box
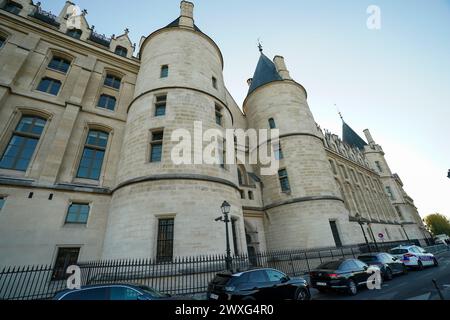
[384,268,393,281]
[433,258,439,267]
[417,260,424,271]
[295,288,310,301]
[347,279,358,296]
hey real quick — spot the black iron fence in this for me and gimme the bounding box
[0,239,424,300]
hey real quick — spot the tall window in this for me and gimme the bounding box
[3,1,22,15]
[97,94,116,111]
[150,131,164,162]
[114,46,128,57]
[155,95,167,117]
[156,218,174,262]
[52,247,80,280]
[160,65,169,78]
[0,36,6,48]
[339,165,349,179]
[0,197,5,211]
[65,203,90,224]
[268,118,276,129]
[375,161,383,173]
[329,160,337,175]
[248,191,254,200]
[0,116,46,171]
[231,218,239,255]
[274,143,283,160]
[329,221,342,247]
[237,168,243,185]
[37,77,61,95]
[48,57,71,74]
[77,130,109,180]
[215,105,223,126]
[104,74,121,90]
[212,76,217,89]
[66,28,82,39]
[278,169,291,193]
[385,186,395,200]
[395,206,403,220]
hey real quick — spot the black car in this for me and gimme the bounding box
[53,283,177,300]
[309,258,379,296]
[358,252,407,280]
[207,268,310,301]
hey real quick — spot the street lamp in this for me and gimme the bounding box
[355,214,371,252]
[215,201,232,271]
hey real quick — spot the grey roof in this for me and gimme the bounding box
[342,122,367,150]
[165,17,203,33]
[248,53,282,95]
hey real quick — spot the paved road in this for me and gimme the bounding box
[311,251,450,300]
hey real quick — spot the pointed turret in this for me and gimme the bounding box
[342,122,367,150]
[247,53,282,95]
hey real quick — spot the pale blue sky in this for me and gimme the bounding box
[43,0,450,218]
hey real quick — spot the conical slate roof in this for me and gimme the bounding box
[343,122,367,150]
[165,17,203,33]
[248,53,282,95]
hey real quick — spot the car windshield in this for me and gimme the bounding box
[317,261,342,270]
[358,256,378,262]
[390,249,408,255]
[138,285,167,298]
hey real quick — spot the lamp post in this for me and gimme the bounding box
[355,214,371,252]
[215,201,232,271]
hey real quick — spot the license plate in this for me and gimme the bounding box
[210,293,219,300]
[316,282,327,287]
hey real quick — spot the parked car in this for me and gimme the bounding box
[53,284,178,300]
[358,252,408,280]
[207,268,311,301]
[309,258,380,296]
[389,245,438,270]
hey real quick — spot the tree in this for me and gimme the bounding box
[424,213,450,237]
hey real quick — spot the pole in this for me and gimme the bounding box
[368,224,380,252]
[224,212,232,271]
[401,224,410,241]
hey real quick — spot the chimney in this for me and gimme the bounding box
[273,56,291,80]
[247,78,253,87]
[179,1,194,29]
[363,129,375,144]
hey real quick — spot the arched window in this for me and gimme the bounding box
[76,130,109,180]
[37,77,61,95]
[268,118,276,129]
[97,94,116,111]
[237,168,243,185]
[114,46,128,57]
[67,29,82,39]
[0,35,6,49]
[48,56,71,74]
[3,1,22,15]
[104,74,121,90]
[0,116,47,171]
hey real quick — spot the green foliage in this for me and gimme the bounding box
[424,213,450,237]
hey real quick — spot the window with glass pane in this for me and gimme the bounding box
[77,130,109,180]
[212,76,217,89]
[269,118,276,129]
[3,2,22,14]
[104,74,121,90]
[0,36,5,48]
[37,77,61,95]
[48,57,71,73]
[274,144,283,160]
[375,161,383,173]
[0,197,5,211]
[0,116,46,171]
[150,131,164,162]
[231,218,239,255]
[160,65,169,78]
[65,203,90,224]
[278,169,291,192]
[98,94,116,111]
[115,46,128,57]
[67,29,82,39]
[156,218,174,262]
[215,105,223,126]
[155,95,166,117]
[52,247,80,280]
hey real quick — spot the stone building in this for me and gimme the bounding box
[0,0,429,267]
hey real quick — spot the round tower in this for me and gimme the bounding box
[102,1,245,260]
[244,52,350,250]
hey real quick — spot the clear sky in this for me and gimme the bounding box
[43,0,450,218]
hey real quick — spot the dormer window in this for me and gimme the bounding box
[115,46,128,57]
[3,1,22,15]
[48,57,71,74]
[104,74,121,90]
[67,29,82,39]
